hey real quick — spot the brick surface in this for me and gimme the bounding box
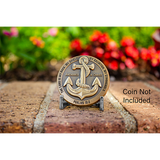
[44,87,125,133]
[148,81,160,90]
[110,82,160,133]
[1,81,160,133]
[0,81,51,133]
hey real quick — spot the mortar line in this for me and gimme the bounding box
[0,83,8,90]
[106,90,137,133]
[144,82,160,93]
[33,82,57,133]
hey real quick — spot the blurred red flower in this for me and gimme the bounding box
[69,30,160,77]
[90,30,109,43]
[109,60,118,70]
[80,52,89,56]
[147,46,160,67]
[104,52,111,59]
[148,46,156,53]
[153,53,160,60]
[90,30,101,41]
[95,47,104,58]
[125,58,136,69]
[140,48,150,61]
[157,50,160,63]
[151,58,159,67]
[111,51,119,59]
[119,51,126,62]
[106,40,118,51]
[99,33,110,43]
[70,39,82,52]
[125,46,139,60]
[120,37,135,47]
[120,63,125,70]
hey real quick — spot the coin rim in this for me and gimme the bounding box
[57,55,110,106]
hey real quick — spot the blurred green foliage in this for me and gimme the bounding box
[0,27,158,74]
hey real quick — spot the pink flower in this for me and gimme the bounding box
[10,27,18,37]
[2,27,18,37]
[120,63,125,70]
[48,28,58,36]
[111,51,119,59]
[125,58,136,69]
[2,30,11,37]
[95,47,104,58]
[106,40,118,51]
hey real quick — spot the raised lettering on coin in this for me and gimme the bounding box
[57,56,110,106]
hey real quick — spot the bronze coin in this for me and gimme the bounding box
[57,56,110,106]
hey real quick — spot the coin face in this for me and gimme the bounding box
[57,56,110,106]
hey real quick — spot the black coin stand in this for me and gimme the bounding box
[59,95,104,111]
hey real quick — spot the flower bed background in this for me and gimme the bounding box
[0,27,160,81]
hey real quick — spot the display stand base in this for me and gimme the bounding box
[59,95,104,111]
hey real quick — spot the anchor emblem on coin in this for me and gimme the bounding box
[57,55,110,109]
[63,56,102,100]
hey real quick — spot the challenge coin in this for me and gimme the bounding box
[57,56,110,106]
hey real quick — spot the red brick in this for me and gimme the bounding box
[148,81,160,90]
[110,82,160,133]
[0,81,51,133]
[44,87,125,133]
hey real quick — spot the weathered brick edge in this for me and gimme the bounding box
[106,91,137,133]
[33,83,57,133]
[144,82,160,93]
[147,81,160,90]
